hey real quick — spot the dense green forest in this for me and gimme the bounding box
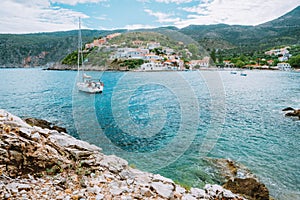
[0,29,124,67]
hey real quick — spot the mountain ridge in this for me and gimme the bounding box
[0,6,299,67]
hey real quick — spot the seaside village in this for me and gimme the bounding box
[84,32,292,71]
[263,46,292,70]
[85,32,211,71]
[222,46,293,70]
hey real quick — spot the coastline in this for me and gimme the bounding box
[44,63,300,72]
[0,109,272,200]
[2,62,299,72]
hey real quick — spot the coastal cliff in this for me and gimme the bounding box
[0,109,259,200]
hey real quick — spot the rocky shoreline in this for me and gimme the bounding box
[0,109,271,200]
[44,63,106,71]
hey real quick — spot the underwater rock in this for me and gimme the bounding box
[282,107,300,119]
[223,178,269,200]
[207,158,271,200]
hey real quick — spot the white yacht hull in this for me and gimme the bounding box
[77,82,103,93]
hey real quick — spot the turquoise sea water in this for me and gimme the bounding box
[0,68,299,199]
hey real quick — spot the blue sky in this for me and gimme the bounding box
[0,0,299,33]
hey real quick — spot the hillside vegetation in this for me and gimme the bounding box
[0,30,123,67]
[61,31,203,70]
[0,6,299,67]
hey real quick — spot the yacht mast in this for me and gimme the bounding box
[77,17,84,81]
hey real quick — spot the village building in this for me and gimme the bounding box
[265,46,290,56]
[223,60,235,68]
[189,56,210,69]
[267,60,274,65]
[111,48,149,59]
[162,47,175,55]
[147,42,160,50]
[144,53,162,61]
[141,62,165,71]
[277,62,291,71]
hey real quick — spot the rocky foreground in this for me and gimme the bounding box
[0,109,267,200]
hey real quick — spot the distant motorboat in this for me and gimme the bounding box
[76,18,104,93]
[240,71,247,76]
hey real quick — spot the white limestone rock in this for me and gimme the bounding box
[110,187,123,196]
[153,174,174,184]
[31,132,41,141]
[151,181,174,199]
[95,194,104,200]
[0,110,31,129]
[34,126,49,136]
[100,155,128,173]
[182,194,197,200]
[121,195,132,200]
[175,185,186,194]
[48,131,102,152]
[19,127,32,138]
[6,182,31,192]
[223,189,238,198]
[190,188,208,198]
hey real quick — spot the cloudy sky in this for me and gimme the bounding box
[0,0,299,33]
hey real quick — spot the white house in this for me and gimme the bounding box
[126,49,145,59]
[111,48,149,59]
[189,56,210,68]
[162,47,175,55]
[277,63,291,71]
[147,42,160,50]
[144,54,162,61]
[163,61,179,70]
[265,47,290,56]
[278,56,289,62]
[141,62,165,71]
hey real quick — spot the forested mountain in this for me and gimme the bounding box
[0,29,125,67]
[179,6,300,54]
[0,6,299,67]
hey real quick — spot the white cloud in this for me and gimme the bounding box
[144,9,180,23]
[0,0,89,33]
[177,0,300,27]
[155,0,192,4]
[0,0,299,33]
[50,0,107,6]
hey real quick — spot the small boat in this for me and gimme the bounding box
[76,18,104,93]
[240,71,247,76]
[230,71,237,74]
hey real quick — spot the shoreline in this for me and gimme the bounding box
[1,63,299,72]
[43,63,283,72]
[0,109,272,200]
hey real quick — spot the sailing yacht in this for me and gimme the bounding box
[76,18,104,93]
